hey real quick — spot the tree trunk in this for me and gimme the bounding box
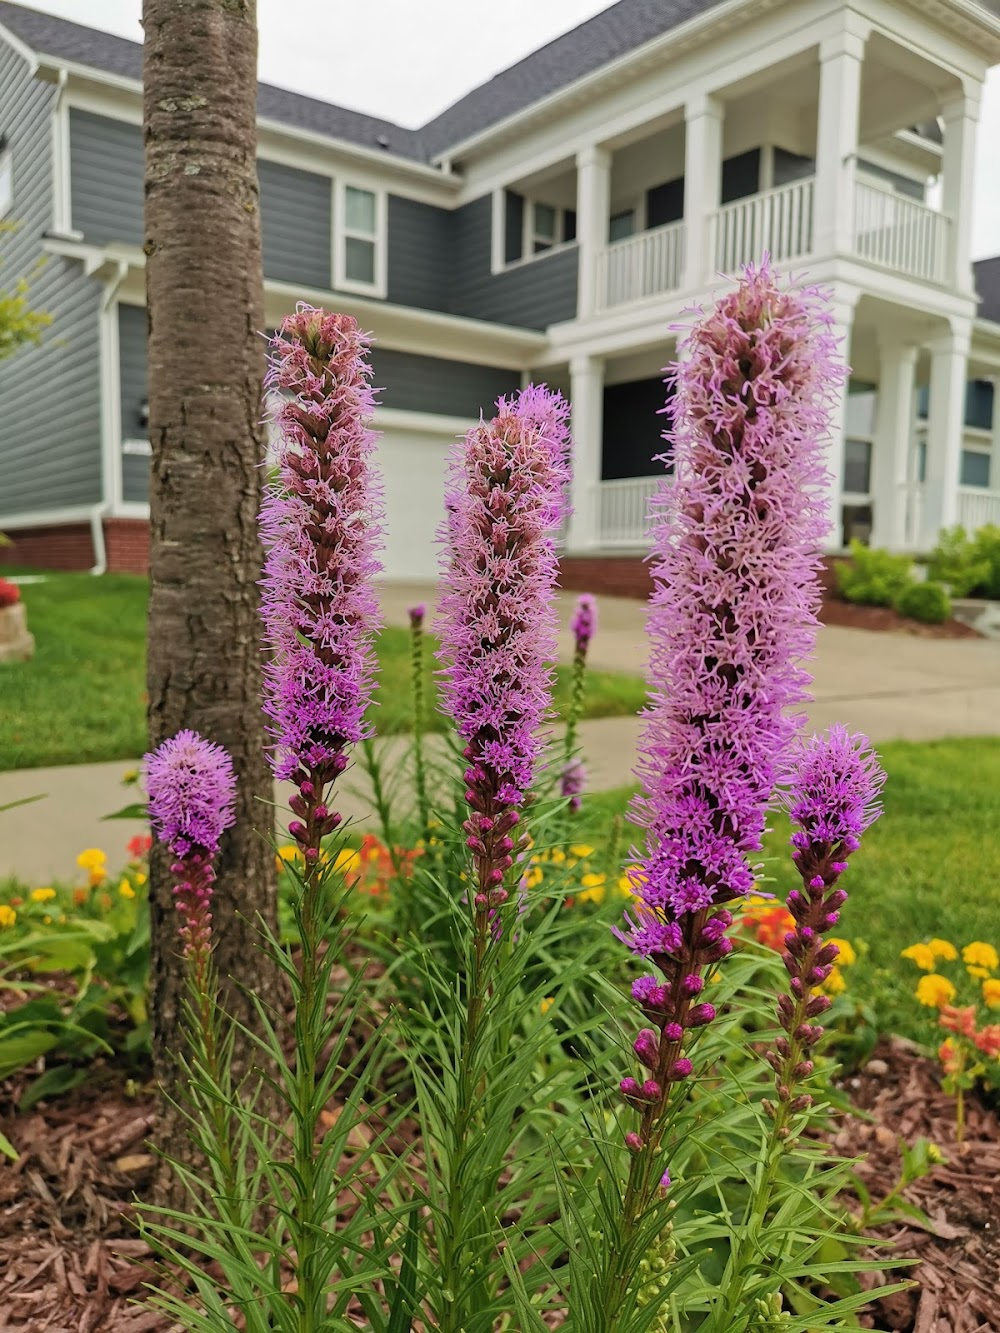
[142,0,278,1202]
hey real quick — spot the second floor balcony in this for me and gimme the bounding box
[593,173,952,311]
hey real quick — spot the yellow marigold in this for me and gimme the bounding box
[968,966,991,980]
[540,996,555,1015]
[119,878,136,900]
[276,845,300,864]
[76,848,107,872]
[828,938,856,967]
[334,848,361,876]
[822,967,847,996]
[548,849,566,865]
[133,872,147,886]
[928,938,958,961]
[617,875,637,897]
[30,887,56,903]
[962,942,999,972]
[578,872,607,904]
[901,944,936,972]
[0,904,16,928]
[569,844,595,860]
[982,978,1000,1009]
[524,865,543,889]
[915,973,957,1008]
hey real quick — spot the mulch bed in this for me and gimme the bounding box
[1,1039,997,1330]
[820,596,983,640]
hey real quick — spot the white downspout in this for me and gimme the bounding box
[92,260,129,575]
[88,502,109,575]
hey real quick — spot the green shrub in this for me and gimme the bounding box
[836,540,913,607]
[893,580,951,624]
[928,524,1000,600]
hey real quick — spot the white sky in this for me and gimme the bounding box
[13,0,1000,259]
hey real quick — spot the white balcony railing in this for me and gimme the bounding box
[596,476,662,546]
[713,177,815,274]
[596,220,684,310]
[957,486,1000,533]
[853,180,950,285]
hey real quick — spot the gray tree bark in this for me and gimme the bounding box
[142,0,278,1201]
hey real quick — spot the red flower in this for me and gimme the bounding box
[127,834,153,861]
[0,579,20,609]
[973,1024,1000,1059]
[939,1004,977,1039]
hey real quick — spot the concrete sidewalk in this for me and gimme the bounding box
[3,588,999,884]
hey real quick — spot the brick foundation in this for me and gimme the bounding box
[559,554,652,600]
[0,519,150,575]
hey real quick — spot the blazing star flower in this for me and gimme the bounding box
[145,730,237,966]
[437,384,571,926]
[260,306,383,803]
[560,757,587,813]
[408,603,426,629]
[570,593,598,654]
[617,264,844,1127]
[766,727,885,1112]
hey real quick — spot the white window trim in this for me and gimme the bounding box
[0,145,13,222]
[332,179,387,299]
[495,194,577,272]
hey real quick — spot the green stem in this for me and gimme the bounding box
[410,620,432,842]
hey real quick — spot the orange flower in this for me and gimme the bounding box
[740,898,794,952]
[937,1039,962,1075]
[939,1004,977,1039]
[973,1025,1000,1059]
[72,888,88,906]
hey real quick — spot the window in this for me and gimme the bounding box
[531,202,557,254]
[961,450,991,488]
[0,146,12,220]
[609,209,636,243]
[844,439,873,495]
[501,196,576,266]
[335,182,384,295]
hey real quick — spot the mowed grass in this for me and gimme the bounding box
[582,736,1000,1024]
[1,573,648,771]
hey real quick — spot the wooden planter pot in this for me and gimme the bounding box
[0,602,35,663]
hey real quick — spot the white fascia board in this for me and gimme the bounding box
[36,55,459,196]
[0,20,39,72]
[375,408,476,435]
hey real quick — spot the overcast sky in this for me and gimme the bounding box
[15,0,1000,259]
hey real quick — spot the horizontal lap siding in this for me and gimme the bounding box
[386,195,452,313]
[372,348,520,419]
[70,108,144,246]
[258,159,332,288]
[450,195,578,329]
[0,43,103,516]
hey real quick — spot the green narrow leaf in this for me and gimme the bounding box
[102,802,149,820]
[0,1130,18,1161]
[19,1063,89,1110]
[386,1206,421,1333]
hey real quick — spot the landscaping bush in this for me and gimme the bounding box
[928,523,1000,599]
[836,539,913,606]
[894,579,952,624]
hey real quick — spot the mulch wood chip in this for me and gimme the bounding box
[1,1035,997,1329]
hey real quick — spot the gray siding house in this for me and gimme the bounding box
[2,0,1000,576]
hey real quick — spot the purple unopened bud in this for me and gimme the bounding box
[667,1058,693,1081]
[641,1079,662,1100]
[633,1029,660,1069]
[625,1132,645,1153]
[687,1003,716,1027]
[663,1022,683,1042]
[660,1168,671,1189]
[681,975,704,997]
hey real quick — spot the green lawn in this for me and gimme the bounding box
[0,573,648,771]
[584,737,1000,1038]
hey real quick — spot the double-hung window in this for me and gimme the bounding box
[335,182,385,296]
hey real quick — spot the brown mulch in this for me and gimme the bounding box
[832,1036,1000,1332]
[820,595,983,639]
[1,1038,998,1330]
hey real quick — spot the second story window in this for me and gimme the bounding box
[0,142,12,220]
[335,182,385,297]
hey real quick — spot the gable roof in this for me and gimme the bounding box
[0,0,732,163]
[974,255,1000,325]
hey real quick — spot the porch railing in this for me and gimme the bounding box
[957,486,1000,533]
[596,476,663,546]
[853,179,949,284]
[596,220,685,310]
[712,177,814,274]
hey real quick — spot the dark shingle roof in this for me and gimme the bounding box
[420,0,723,158]
[0,0,426,160]
[974,256,1000,325]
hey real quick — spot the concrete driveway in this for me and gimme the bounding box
[2,587,999,884]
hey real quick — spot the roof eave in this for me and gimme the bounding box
[28,51,459,186]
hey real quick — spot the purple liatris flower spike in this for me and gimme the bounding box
[766,727,885,1114]
[408,603,426,630]
[145,730,236,968]
[617,262,845,1134]
[560,757,587,813]
[438,384,571,929]
[260,306,383,852]
[570,593,598,655]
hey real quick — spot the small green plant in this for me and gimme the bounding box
[928,524,1000,599]
[835,540,913,607]
[893,580,951,624]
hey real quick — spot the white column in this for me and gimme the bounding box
[812,29,865,258]
[870,338,918,549]
[991,377,1000,492]
[566,354,605,551]
[576,145,611,319]
[923,322,972,544]
[940,91,980,295]
[681,93,723,290]
[821,293,858,549]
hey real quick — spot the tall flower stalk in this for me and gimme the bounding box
[407,602,432,840]
[432,384,571,1330]
[594,264,844,1322]
[712,726,885,1330]
[560,593,597,815]
[259,304,382,1330]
